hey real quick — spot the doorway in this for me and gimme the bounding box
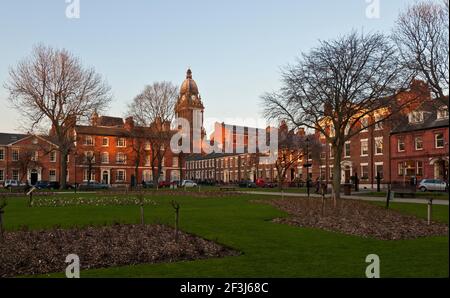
[344,166,351,183]
[102,170,109,184]
[30,169,38,185]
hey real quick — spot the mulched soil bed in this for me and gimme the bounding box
[255,198,448,240]
[0,224,239,277]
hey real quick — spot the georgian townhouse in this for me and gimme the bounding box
[68,114,181,186]
[310,80,434,189]
[390,102,449,184]
[0,133,59,185]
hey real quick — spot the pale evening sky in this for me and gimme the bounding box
[0,0,420,134]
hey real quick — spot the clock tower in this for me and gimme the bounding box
[175,69,206,153]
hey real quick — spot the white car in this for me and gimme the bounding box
[4,180,21,188]
[182,180,198,188]
[418,179,448,192]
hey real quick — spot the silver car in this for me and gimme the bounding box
[181,180,197,188]
[418,179,448,192]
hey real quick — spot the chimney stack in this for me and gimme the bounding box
[125,116,134,131]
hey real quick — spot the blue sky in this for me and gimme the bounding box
[0,0,419,133]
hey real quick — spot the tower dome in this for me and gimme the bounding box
[180,68,199,97]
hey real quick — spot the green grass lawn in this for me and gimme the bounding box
[2,193,448,278]
[359,191,449,200]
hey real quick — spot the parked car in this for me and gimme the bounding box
[158,181,171,188]
[418,179,448,192]
[36,181,61,190]
[35,181,50,189]
[80,182,110,190]
[239,180,257,188]
[142,180,155,188]
[3,180,21,188]
[181,180,198,188]
[255,179,275,188]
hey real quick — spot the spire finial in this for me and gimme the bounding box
[186,68,192,79]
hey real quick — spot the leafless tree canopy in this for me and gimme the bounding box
[5,45,112,188]
[393,0,449,108]
[261,31,412,200]
[128,82,177,127]
[263,32,409,143]
[128,82,178,184]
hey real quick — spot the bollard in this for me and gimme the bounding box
[427,199,433,225]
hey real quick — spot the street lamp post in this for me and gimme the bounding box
[74,152,77,194]
[305,137,310,198]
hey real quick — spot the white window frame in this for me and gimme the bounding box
[49,169,57,182]
[116,169,126,182]
[344,141,351,158]
[49,151,57,162]
[416,161,424,176]
[360,139,369,156]
[374,137,383,156]
[397,138,405,152]
[409,111,424,124]
[84,135,94,146]
[435,133,444,148]
[374,162,384,180]
[101,152,109,164]
[360,117,369,132]
[83,169,96,182]
[102,137,109,147]
[0,148,4,161]
[360,163,369,180]
[116,152,126,164]
[437,106,449,120]
[117,137,126,147]
[12,148,19,161]
[12,169,19,181]
[374,114,383,130]
[414,136,423,151]
[0,169,4,181]
[329,144,334,159]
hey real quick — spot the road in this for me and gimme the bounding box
[241,191,449,206]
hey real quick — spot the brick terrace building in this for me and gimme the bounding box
[390,102,449,184]
[1,71,448,190]
[185,79,447,190]
[67,114,181,187]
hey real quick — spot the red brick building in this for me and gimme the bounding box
[390,103,449,184]
[67,114,181,186]
[0,133,60,185]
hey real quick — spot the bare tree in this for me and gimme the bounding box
[12,148,43,184]
[76,151,98,185]
[5,45,111,189]
[128,82,178,186]
[130,128,147,188]
[393,0,449,109]
[274,128,321,190]
[262,31,414,202]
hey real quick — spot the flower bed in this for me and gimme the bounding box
[31,196,157,207]
[0,224,239,277]
[255,198,448,240]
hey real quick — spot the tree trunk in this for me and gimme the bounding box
[140,205,145,225]
[135,164,139,188]
[332,144,343,205]
[60,151,68,189]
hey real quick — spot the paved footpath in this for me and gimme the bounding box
[241,191,449,206]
